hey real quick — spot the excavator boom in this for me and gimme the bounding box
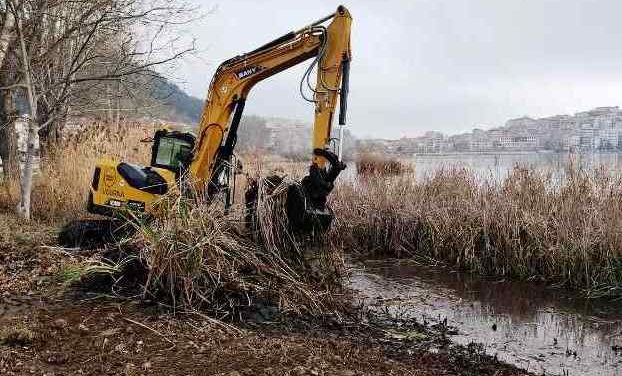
[67,6,353,246]
[190,6,352,199]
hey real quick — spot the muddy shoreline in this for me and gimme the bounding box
[0,239,530,375]
[0,293,528,376]
[352,259,622,375]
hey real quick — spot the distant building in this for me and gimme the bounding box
[358,106,622,155]
[262,117,311,156]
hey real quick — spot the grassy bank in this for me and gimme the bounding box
[332,165,622,296]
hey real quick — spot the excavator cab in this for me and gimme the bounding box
[150,130,195,173]
[85,129,195,217]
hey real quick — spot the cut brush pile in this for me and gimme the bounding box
[106,178,346,318]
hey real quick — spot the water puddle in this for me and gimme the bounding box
[350,259,622,376]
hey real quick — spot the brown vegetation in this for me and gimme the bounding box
[5,123,622,298]
[0,121,345,315]
[356,153,412,176]
[332,166,622,296]
[0,121,153,222]
[0,127,550,374]
[127,194,344,316]
[4,123,622,298]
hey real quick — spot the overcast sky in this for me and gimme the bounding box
[173,0,622,139]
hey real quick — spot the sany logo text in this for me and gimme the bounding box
[235,66,262,80]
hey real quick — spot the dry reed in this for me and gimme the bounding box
[1,121,346,316]
[356,153,412,176]
[127,192,344,317]
[9,119,622,299]
[332,166,622,296]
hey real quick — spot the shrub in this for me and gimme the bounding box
[356,153,411,176]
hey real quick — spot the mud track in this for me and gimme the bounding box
[0,230,528,375]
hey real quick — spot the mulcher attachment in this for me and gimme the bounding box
[286,149,346,232]
[246,148,346,234]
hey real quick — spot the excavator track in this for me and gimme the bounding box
[58,219,134,249]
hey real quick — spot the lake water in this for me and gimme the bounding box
[350,152,622,375]
[351,260,622,376]
[412,152,622,181]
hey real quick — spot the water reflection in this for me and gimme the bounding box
[351,260,622,376]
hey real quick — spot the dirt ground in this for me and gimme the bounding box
[0,216,529,376]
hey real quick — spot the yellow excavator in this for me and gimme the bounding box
[61,5,352,246]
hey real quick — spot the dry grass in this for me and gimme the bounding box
[0,121,154,223]
[7,119,622,300]
[332,165,622,296]
[356,153,412,176]
[126,192,345,317]
[0,121,346,316]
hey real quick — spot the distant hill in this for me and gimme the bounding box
[13,74,204,125]
[151,77,204,124]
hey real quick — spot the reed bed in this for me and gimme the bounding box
[6,120,622,300]
[356,153,412,176]
[332,166,622,296]
[0,122,345,316]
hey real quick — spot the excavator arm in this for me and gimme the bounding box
[72,6,353,245]
[189,5,352,212]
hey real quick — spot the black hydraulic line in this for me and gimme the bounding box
[245,9,335,65]
[310,13,335,27]
[221,98,246,159]
[207,98,246,200]
[247,31,297,56]
[299,9,337,30]
[339,57,350,125]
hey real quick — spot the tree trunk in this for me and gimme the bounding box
[0,8,15,69]
[0,92,18,181]
[17,117,36,220]
[15,3,37,220]
[0,38,18,181]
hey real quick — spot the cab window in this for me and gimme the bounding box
[154,137,193,170]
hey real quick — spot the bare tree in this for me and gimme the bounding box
[0,3,18,181]
[24,0,195,153]
[6,0,197,219]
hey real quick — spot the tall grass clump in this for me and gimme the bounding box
[332,166,622,296]
[126,190,345,317]
[356,153,412,176]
